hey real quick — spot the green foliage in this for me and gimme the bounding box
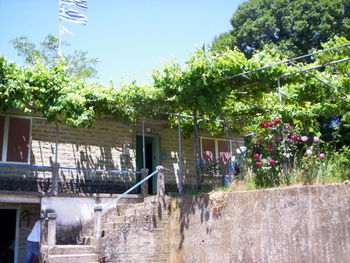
[210,33,235,53]
[220,0,350,57]
[1,35,350,143]
[153,46,293,137]
[10,34,98,79]
[1,56,114,126]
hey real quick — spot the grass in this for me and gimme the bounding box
[170,155,350,196]
[210,156,350,193]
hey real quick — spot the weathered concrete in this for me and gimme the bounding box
[98,196,170,263]
[39,183,350,262]
[41,195,143,244]
[168,183,350,263]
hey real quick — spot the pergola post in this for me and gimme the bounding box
[177,115,183,193]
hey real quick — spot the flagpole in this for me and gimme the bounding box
[58,0,62,57]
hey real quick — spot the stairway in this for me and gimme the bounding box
[46,245,98,263]
[44,195,169,263]
[98,196,170,263]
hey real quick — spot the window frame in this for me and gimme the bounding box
[0,114,32,164]
[200,137,243,176]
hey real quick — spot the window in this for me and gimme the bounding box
[200,137,242,175]
[0,115,31,163]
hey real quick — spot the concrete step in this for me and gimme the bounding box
[48,245,95,255]
[112,252,168,261]
[48,253,98,263]
[112,245,168,254]
[102,221,130,230]
[113,260,167,263]
[113,259,168,263]
[104,214,127,224]
[117,195,144,204]
[122,208,160,219]
[129,202,149,210]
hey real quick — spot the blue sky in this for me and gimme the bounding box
[0,0,243,85]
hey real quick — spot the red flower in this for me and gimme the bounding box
[255,162,262,167]
[268,122,274,127]
[290,134,298,140]
[254,153,260,159]
[273,118,281,124]
[269,159,276,165]
[258,140,263,144]
[260,120,268,128]
[267,145,273,150]
[284,125,291,130]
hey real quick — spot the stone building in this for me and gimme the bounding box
[0,112,243,263]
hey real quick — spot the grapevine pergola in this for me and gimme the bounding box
[163,42,350,191]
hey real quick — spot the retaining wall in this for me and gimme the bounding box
[168,183,350,263]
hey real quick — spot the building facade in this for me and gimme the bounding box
[0,112,244,263]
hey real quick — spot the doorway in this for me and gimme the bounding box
[136,135,159,194]
[0,208,17,263]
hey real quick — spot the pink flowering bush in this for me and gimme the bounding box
[250,117,325,187]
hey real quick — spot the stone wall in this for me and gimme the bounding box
[0,113,243,194]
[31,118,136,183]
[168,183,350,263]
[0,116,138,193]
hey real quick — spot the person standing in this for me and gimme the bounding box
[24,220,40,263]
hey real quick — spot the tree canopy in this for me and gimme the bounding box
[212,0,350,57]
[10,34,98,79]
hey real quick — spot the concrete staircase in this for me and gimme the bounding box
[46,245,98,263]
[45,195,169,263]
[98,196,170,263]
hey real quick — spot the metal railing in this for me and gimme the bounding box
[102,168,159,210]
[0,162,140,194]
[93,166,165,245]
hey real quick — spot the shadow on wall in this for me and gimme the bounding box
[0,146,135,194]
[56,221,84,245]
[169,195,211,250]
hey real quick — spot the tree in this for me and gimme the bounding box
[152,48,291,188]
[10,34,98,79]
[210,32,235,53]
[213,0,350,57]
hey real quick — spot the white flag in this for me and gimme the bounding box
[59,25,74,36]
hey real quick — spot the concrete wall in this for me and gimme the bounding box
[168,183,350,263]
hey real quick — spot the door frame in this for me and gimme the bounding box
[0,206,20,263]
[136,134,159,193]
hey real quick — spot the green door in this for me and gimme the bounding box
[136,135,159,194]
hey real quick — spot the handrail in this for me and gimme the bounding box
[102,169,159,210]
[59,166,141,174]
